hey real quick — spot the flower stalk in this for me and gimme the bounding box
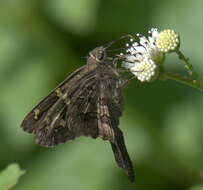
[159,72,203,91]
[176,49,198,80]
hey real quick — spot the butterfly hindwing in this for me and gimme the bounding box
[96,66,134,181]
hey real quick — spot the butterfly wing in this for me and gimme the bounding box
[21,60,134,181]
[95,64,134,182]
[21,65,97,146]
[110,135,135,182]
[98,94,135,182]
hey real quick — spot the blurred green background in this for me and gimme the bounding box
[1,0,203,189]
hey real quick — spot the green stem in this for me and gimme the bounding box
[159,72,203,91]
[176,49,198,80]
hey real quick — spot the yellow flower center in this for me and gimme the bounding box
[156,29,180,53]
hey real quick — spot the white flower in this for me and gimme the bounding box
[122,28,179,82]
[130,59,157,82]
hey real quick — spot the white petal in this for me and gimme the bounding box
[132,42,138,47]
[122,61,135,69]
[139,36,149,46]
[148,36,156,48]
[134,46,147,54]
[151,28,159,38]
[125,55,136,62]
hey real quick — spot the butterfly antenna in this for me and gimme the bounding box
[104,34,136,51]
[106,47,127,52]
[103,40,117,49]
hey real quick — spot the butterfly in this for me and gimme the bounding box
[21,45,135,182]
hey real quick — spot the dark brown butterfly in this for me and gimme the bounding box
[21,46,135,182]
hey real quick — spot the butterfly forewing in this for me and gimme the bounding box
[21,65,85,132]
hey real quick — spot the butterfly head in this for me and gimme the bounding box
[89,46,107,63]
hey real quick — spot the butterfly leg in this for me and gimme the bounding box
[120,76,136,88]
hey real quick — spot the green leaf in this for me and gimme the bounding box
[0,164,25,190]
[189,184,203,190]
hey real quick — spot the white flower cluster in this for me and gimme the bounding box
[122,28,162,82]
[122,28,179,82]
[124,57,157,82]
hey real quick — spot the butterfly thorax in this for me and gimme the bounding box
[87,46,120,79]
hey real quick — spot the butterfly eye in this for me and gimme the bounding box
[97,50,105,61]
